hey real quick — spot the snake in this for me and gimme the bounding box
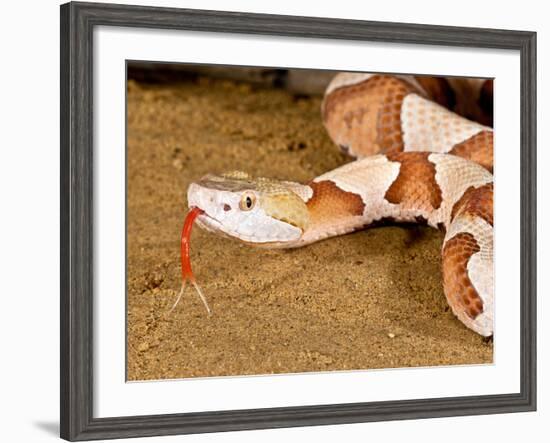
[182,73,494,337]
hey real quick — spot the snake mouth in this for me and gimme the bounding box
[191,208,226,235]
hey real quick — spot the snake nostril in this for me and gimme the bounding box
[223,204,231,212]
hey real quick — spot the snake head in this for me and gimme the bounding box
[187,171,310,245]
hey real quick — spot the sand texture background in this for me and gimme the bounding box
[126,69,492,381]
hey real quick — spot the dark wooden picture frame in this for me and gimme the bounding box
[60,2,537,440]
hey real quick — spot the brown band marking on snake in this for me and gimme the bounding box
[374,76,419,153]
[384,152,443,212]
[322,75,419,156]
[450,183,494,227]
[449,130,494,173]
[442,232,483,319]
[307,180,365,222]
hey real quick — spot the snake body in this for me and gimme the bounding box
[187,73,494,337]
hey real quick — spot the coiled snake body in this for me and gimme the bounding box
[187,73,494,337]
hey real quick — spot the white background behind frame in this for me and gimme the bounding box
[1,1,547,442]
[94,26,520,418]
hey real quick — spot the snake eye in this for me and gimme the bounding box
[239,192,256,211]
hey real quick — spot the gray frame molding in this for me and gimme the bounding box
[60,2,537,441]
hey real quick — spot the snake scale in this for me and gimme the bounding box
[185,73,494,337]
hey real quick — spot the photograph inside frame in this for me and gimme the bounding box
[126,62,494,381]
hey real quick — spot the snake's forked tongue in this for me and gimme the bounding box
[169,206,211,315]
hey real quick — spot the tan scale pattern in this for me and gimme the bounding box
[442,233,484,319]
[449,130,494,172]
[322,75,420,157]
[400,93,489,153]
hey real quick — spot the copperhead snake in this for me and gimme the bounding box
[181,73,494,337]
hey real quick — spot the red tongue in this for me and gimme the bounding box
[169,207,211,315]
[180,206,203,282]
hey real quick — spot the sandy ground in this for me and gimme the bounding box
[126,74,492,381]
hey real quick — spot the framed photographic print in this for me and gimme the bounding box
[60,1,537,440]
